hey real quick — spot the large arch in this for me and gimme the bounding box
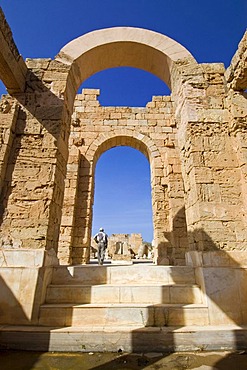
[0,25,196,266]
[53,28,197,265]
[55,27,197,106]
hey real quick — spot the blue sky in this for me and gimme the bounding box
[0,0,246,242]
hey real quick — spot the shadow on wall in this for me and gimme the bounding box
[164,206,189,265]
[0,275,49,369]
[161,205,238,265]
[0,68,71,363]
[0,69,71,253]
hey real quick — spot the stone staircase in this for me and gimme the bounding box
[39,264,209,327]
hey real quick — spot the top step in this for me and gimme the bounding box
[51,265,196,285]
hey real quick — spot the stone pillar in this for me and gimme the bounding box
[57,149,81,264]
[150,156,170,265]
[69,155,93,264]
[225,31,247,244]
[0,58,71,255]
[172,58,247,252]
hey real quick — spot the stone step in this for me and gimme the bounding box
[51,265,196,285]
[39,303,209,327]
[46,284,203,304]
[1,324,245,352]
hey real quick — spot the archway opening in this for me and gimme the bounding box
[92,146,153,261]
[57,27,197,264]
[56,27,197,111]
[79,66,170,107]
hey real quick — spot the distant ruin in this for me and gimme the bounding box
[91,233,151,260]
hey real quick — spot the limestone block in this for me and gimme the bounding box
[154,305,209,326]
[0,249,45,267]
[192,167,213,184]
[0,264,54,325]
[43,71,68,82]
[169,285,202,304]
[26,58,51,70]
[200,267,243,325]
[82,88,100,96]
[188,251,247,267]
[226,31,247,90]
[229,92,247,122]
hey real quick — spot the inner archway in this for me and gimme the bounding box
[92,146,153,242]
[92,146,153,262]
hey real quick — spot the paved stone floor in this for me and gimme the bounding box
[1,350,247,369]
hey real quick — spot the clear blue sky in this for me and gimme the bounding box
[0,0,246,242]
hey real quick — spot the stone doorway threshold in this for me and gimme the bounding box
[0,325,247,353]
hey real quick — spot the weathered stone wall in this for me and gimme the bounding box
[57,89,187,265]
[0,11,247,332]
[0,57,73,254]
[170,31,247,254]
[0,14,246,269]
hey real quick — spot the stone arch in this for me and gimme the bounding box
[1,21,206,265]
[0,9,27,93]
[53,28,198,265]
[55,27,197,108]
[86,130,159,163]
[89,132,164,247]
[58,128,172,265]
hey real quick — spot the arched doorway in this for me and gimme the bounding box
[91,146,153,262]
[58,93,186,265]
[55,27,194,264]
[0,26,196,264]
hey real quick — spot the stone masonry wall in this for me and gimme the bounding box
[0,15,246,268]
[170,37,247,254]
[58,89,187,265]
[0,58,72,253]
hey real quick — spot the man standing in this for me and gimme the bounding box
[94,227,108,265]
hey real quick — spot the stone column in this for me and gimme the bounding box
[69,155,93,264]
[171,59,246,252]
[0,58,72,255]
[57,148,81,264]
[150,155,170,265]
[225,31,247,244]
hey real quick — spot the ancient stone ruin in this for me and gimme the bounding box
[94,233,151,261]
[0,7,247,352]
